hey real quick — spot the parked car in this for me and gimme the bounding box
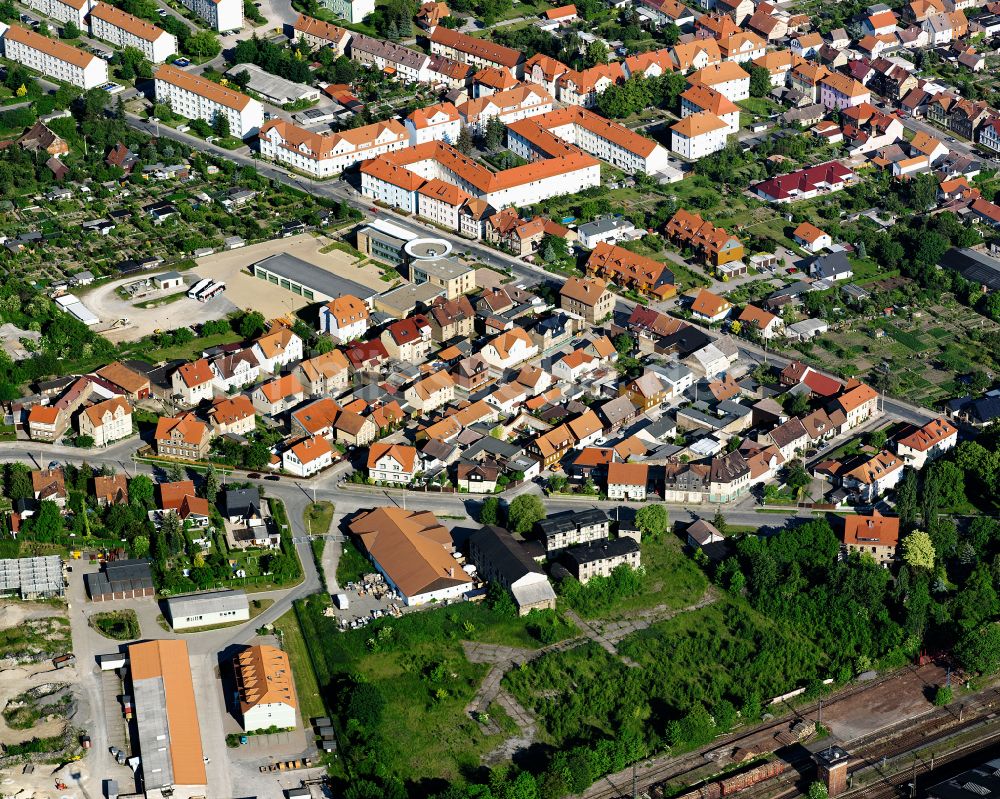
[265,475,280,481]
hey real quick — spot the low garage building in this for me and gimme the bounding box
[84,558,154,601]
[234,644,298,732]
[165,588,250,630]
[223,63,321,106]
[251,253,378,304]
[153,271,184,290]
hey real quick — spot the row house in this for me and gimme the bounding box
[640,0,696,28]
[709,450,751,503]
[585,242,676,299]
[293,13,351,55]
[607,462,648,501]
[718,31,766,63]
[531,423,576,469]
[747,8,788,41]
[428,25,523,77]
[349,34,431,83]
[663,462,711,503]
[789,62,830,102]
[867,57,918,102]
[665,208,744,266]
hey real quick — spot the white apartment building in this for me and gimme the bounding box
[318,0,374,24]
[178,0,242,31]
[671,111,729,159]
[258,118,407,178]
[405,102,462,146]
[687,61,751,102]
[1,23,107,89]
[23,0,90,27]
[154,63,262,138]
[89,4,177,63]
[457,85,553,136]
[508,106,672,175]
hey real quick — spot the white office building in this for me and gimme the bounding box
[89,4,177,63]
[0,23,107,89]
[154,63,263,138]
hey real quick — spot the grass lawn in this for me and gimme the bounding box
[336,537,372,586]
[274,607,327,722]
[293,593,576,784]
[138,329,242,363]
[304,501,335,536]
[561,534,709,621]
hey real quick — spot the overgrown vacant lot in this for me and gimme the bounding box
[559,534,709,620]
[0,615,71,661]
[294,594,576,784]
[504,599,828,753]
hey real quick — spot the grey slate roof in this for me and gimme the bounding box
[563,536,640,565]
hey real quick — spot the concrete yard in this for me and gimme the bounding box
[194,234,395,318]
[79,272,237,343]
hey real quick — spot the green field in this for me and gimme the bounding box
[274,608,327,722]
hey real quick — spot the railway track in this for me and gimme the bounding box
[584,667,930,799]
[587,678,1000,799]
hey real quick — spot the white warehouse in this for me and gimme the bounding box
[0,23,108,89]
[154,63,263,138]
[165,588,250,629]
[89,4,177,63]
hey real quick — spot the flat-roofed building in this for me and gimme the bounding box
[410,255,474,299]
[537,508,610,555]
[224,63,319,105]
[89,4,177,62]
[562,537,641,583]
[128,639,208,799]
[154,63,262,138]
[1,23,107,88]
[165,588,249,629]
[251,252,378,304]
[234,644,298,731]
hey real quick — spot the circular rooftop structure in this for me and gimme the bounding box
[405,237,452,260]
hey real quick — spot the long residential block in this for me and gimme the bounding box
[23,0,90,26]
[177,0,241,31]
[258,118,407,178]
[154,63,263,138]
[0,23,108,88]
[89,4,177,63]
